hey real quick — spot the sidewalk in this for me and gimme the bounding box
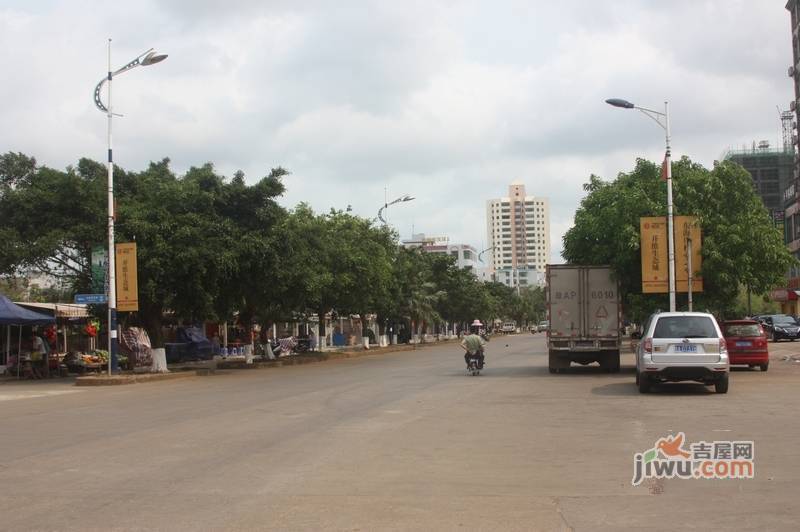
[0,376,83,402]
[60,339,461,386]
[214,340,456,370]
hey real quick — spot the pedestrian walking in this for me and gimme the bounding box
[308,329,317,351]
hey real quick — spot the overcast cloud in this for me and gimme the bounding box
[0,1,793,263]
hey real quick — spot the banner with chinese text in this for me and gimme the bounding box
[115,242,139,312]
[640,216,702,293]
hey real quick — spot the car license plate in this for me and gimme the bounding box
[735,341,752,347]
[674,344,697,353]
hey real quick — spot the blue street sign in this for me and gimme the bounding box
[75,293,108,304]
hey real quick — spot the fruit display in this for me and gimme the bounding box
[80,352,105,365]
[64,350,128,372]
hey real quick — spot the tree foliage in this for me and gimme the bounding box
[563,157,795,320]
[0,151,546,345]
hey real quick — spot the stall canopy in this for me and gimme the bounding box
[14,302,90,319]
[0,295,56,325]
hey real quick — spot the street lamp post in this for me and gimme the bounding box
[477,246,496,263]
[477,245,496,283]
[93,40,167,375]
[376,191,414,346]
[606,98,675,312]
[378,192,415,225]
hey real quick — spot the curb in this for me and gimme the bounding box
[74,371,197,387]
[216,340,458,370]
[74,339,460,385]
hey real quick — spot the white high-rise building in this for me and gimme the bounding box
[486,181,550,288]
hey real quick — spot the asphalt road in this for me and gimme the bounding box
[1,335,799,531]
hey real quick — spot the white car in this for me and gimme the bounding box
[635,312,729,394]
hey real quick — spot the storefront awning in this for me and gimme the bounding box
[14,302,90,318]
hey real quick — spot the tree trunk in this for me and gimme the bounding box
[317,307,327,346]
[140,303,165,348]
[240,306,255,346]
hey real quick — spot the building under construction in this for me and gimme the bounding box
[722,140,794,219]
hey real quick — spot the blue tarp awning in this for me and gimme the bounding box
[0,294,56,326]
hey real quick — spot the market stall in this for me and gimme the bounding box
[12,301,111,375]
[14,302,92,353]
[0,294,56,378]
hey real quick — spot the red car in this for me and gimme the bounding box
[722,320,769,371]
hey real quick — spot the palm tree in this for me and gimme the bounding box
[406,281,445,342]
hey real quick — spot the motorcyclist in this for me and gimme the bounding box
[461,319,487,369]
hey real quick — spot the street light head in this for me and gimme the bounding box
[605,98,635,109]
[403,195,415,202]
[141,51,168,66]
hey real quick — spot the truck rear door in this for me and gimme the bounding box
[584,267,619,338]
[549,267,581,337]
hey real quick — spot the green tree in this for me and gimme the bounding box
[0,276,31,300]
[563,157,795,320]
[211,167,288,338]
[0,154,108,288]
[382,248,447,338]
[278,204,397,343]
[0,153,290,346]
[116,161,288,344]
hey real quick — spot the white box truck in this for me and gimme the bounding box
[546,265,621,373]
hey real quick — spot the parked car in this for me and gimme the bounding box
[537,320,549,333]
[501,322,517,333]
[760,314,800,342]
[722,320,769,371]
[635,311,729,394]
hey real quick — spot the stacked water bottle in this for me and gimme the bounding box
[220,345,245,358]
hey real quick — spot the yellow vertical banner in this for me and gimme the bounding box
[115,242,139,312]
[640,217,668,293]
[675,216,703,292]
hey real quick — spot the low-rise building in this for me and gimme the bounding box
[401,233,479,273]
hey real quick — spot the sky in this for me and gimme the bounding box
[0,1,794,265]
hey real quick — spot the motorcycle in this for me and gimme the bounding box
[466,350,484,376]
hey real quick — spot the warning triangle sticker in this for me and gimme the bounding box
[596,305,608,319]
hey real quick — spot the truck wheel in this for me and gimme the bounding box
[759,363,769,372]
[548,350,568,373]
[600,352,621,373]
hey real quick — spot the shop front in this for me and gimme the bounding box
[770,288,800,315]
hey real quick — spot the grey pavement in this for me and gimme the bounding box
[1,335,799,531]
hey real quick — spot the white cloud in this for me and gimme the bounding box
[0,0,793,265]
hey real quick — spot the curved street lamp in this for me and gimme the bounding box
[378,194,415,225]
[93,40,167,374]
[477,246,495,263]
[605,98,675,312]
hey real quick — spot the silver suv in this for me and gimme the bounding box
[635,312,729,394]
